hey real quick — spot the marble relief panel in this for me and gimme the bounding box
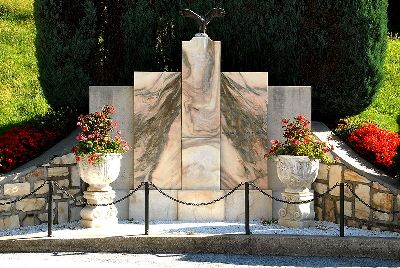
[221,72,269,189]
[133,72,182,189]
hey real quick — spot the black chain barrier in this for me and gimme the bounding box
[345,182,400,214]
[0,180,48,205]
[249,181,340,204]
[53,181,145,207]
[150,181,245,206]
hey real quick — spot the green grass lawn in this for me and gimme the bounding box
[349,36,400,133]
[0,0,49,134]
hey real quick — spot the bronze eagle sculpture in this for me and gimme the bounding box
[180,8,225,35]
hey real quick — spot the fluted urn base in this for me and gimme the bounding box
[278,191,315,228]
[80,190,118,228]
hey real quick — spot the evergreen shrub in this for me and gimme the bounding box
[34,0,97,112]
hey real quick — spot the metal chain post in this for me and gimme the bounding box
[339,182,344,237]
[47,180,54,237]
[145,182,149,235]
[245,182,251,235]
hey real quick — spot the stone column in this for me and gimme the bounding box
[181,36,221,190]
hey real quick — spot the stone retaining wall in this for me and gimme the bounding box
[0,153,83,229]
[313,163,400,232]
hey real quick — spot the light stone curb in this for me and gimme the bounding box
[0,235,399,260]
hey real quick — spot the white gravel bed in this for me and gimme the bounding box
[0,220,400,239]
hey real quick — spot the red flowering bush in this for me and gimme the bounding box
[0,127,63,173]
[72,105,130,164]
[347,123,400,170]
[264,115,334,164]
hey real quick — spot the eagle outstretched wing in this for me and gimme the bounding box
[205,8,225,24]
[180,9,202,22]
[181,8,225,34]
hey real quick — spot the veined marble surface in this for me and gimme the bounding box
[181,138,220,190]
[181,37,222,190]
[221,72,269,189]
[133,72,181,189]
[182,37,221,138]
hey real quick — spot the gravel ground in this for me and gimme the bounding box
[0,252,400,267]
[0,220,400,239]
[1,221,400,267]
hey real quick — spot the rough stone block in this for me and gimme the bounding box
[33,180,49,195]
[372,182,389,192]
[70,207,81,222]
[355,201,370,220]
[317,164,329,181]
[38,213,55,223]
[24,167,45,180]
[344,169,369,184]
[70,166,81,187]
[48,167,69,177]
[129,190,178,221]
[0,201,11,212]
[336,200,352,217]
[4,183,30,197]
[177,191,225,221]
[354,184,370,220]
[372,192,393,212]
[224,190,272,221]
[16,198,46,212]
[56,179,70,188]
[313,183,327,194]
[328,165,342,196]
[0,215,20,229]
[315,206,323,220]
[51,153,76,165]
[57,202,69,223]
[324,198,337,222]
[22,215,37,227]
[372,211,393,222]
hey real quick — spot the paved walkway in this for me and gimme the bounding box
[1,253,400,267]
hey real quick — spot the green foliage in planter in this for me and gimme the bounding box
[34,0,97,112]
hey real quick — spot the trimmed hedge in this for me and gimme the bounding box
[298,1,388,121]
[34,0,97,112]
[34,0,387,121]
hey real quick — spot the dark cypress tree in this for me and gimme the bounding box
[34,0,97,112]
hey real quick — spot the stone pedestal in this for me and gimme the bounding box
[278,191,315,228]
[80,190,118,228]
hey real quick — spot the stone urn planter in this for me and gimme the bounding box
[78,153,122,228]
[275,155,319,228]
